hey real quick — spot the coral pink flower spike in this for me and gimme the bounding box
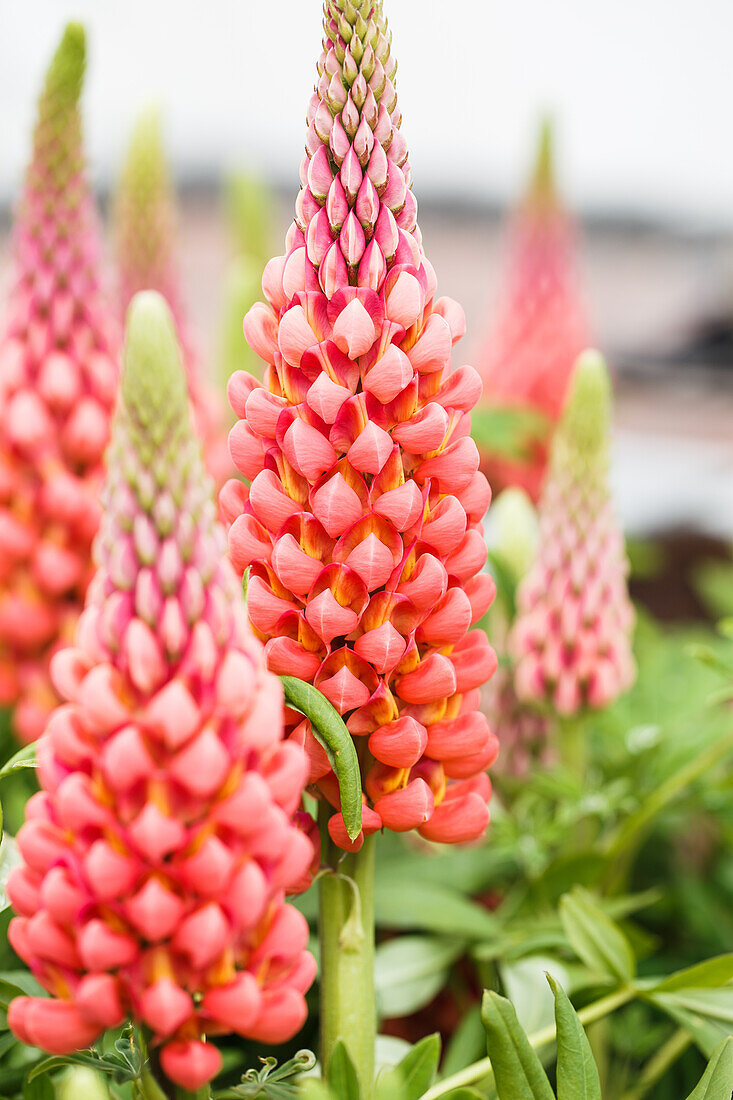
[114,108,230,485]
[476,120,589,501]
[7,293,314,1093]
[511,351,636,716]
[222,0,499,852]
[0,25,119,743]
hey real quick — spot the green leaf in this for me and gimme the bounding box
[375,937,463,1017]
[327,1041,359,1100]
[374,876,499,940]
[392,1033,441,1098]
[23,1076,55,1100]
[27,1053,119,1082]
[0,975,28,1010]
[559,887,635,983]
[0,742,37,780]
[441,1005,486,1079]
[280,676,362,840]
[442,1092,485,1100]
[649,954,733,993]
[548,974,601,1100]
[480,990,554,1100]
[684,1037,733,1100]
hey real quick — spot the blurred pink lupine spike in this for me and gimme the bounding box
[222,0,499,850]
[0,24,119,743]
[113,108,230,484]
[510,351,636,716]
[7,293,314,1093]
[475,119,589,501]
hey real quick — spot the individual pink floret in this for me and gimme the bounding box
[7,293,314,1093]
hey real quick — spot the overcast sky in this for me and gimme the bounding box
[0,1,728,228]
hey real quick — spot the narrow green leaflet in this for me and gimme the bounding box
[391,1033,441,1099]
[327,1041,360,1100]
[548,975,601,1100]
[280,676,362,840]
[480,991,555,1100]
[441,1005,486,1080]
[684,1037,733,1100]
[375,937,464,1018]
[28,1053,124,1082]
[0,742,37,780]
[559,887,635,983]
[648,954,733,993]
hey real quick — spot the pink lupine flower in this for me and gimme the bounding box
[0,25,119,743]
[7,293,314,1093]
[475,120,589,501]
[222,0,499,850]
[114,108,230,484]
[510,351,635,715]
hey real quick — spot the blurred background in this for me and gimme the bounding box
[2,0,733,617]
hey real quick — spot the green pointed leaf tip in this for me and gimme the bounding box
[557,351,612,463]
[480,990,555,1100]
[547,974,602,1100]
[43,22,86,116]
[121,290,190,443]
[490,489,538,585]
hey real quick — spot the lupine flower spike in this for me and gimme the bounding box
[114,108,230,483]
[7,293,314,1093]
[484,488,555,777]
[0,24,119,743]
[511,351,635,715]
[223,0,499,850]
[476,119,589,500]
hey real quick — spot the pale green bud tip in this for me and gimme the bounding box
[44,22,86,113]
[491,487,538,583]
[125,107,166,183]
[122,291,189,435]
[529,115,556,205]
[560,349,612,459]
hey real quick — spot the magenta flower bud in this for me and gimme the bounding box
[0,25,119,743]
[8,293,313,1093]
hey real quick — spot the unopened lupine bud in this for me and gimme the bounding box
[0,24,119,743]
[7,293,313,1093]
[510,351,635,716]
[223,0,499,850]
[476,119,589,500]
[114,108,229,483]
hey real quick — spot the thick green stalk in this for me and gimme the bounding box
[559,712,587,780]
[421,986,635,1099]
[318,806,376,1099]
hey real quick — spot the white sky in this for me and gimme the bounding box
[0,0,729,228]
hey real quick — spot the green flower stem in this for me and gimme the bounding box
[318,804,376,1099]
[559,712,587,780]
[619,1027,692,1100]
[421,985,635,1100]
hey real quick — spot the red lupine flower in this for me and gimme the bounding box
[113,108,230,484]
[475,121,589,500]
[511,352,635,715]
[222,0,499,850]
[0,25,119,742]
[7,293,314,1093]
